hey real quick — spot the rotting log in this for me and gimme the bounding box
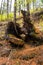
[7,34,25,46]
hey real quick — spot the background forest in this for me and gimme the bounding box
[0,0,43,65]
[0,0,43,21]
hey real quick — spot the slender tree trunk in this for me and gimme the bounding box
[19,1,21,15]
[14,0,18,35]
[24,0,25,10]
[27,3,29,12]
[3,0,5,14]
[14,0,16,22]
[1,0,3,20]
[10,0,12,13]
[27,2,31,23]
[7,0,9,19]
[33,0,34,10]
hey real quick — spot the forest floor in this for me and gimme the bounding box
[0,38,43,65]
[0,19,43,65]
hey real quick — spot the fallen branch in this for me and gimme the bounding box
[8,34,24,46]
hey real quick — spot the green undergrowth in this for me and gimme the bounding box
[0,13,14,21]
[0,12,23,21]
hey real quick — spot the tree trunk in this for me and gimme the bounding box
[19,1,21,15]
[14,0,18,35]
[7,0,9,19]
[3,0,5,14]
[27,3,29,12]
[19,2,21,15]
[1,0,3,20]
[33,0,34,10]
[10,0,12,13]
